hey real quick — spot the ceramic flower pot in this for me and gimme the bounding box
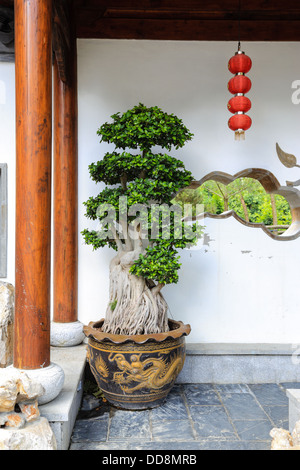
[83,319,191,410]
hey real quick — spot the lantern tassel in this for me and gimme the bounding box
[235,130,245,141]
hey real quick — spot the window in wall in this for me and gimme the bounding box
[175,177,291,235]
[0,164,7,277]
[173,169,300,240]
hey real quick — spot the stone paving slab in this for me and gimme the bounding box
[69,382,300,451]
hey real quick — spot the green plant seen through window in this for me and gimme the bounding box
[174,177,292,235]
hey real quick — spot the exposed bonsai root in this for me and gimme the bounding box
[101,253,169,335]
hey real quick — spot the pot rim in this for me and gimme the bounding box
[83,318,191,344]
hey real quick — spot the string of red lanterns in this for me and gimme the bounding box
[227,43,252,140]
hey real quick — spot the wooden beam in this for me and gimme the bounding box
[4,0,300,41]
[101,8,300,21]
[241,0,300,10]
[14,0,52,370]
[75,17,300,41]
[53,3,78,324]
[73,0,300,12]
[73,0,240,10]
[73,0,300,40]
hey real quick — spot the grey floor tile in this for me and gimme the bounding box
[248,384,288,406]
[263,405,289,428]
[70,439,271,451]
[71,417,109,442]
[222,393,268,420]
[280,382,300,390]
[196,440,248,450]
[108,409,151,441]
[70,441,130,450]
[184,384,221,405]
[151,395,188,421]
[152,419,195,441]
[127,441,204,450]
[214,384,250,395]
[71,382,286,450]
[167,384,183,397]
[190,405,237,440]
[233,419,274,441]
[242,441,271,450]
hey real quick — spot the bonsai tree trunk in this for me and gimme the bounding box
[102,248,169,335]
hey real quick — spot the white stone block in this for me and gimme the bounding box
[0,368,44,412]
[0,282,14,368]
[0,417,57,450]
[287,389,300,433]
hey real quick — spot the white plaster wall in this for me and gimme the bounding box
[0,63,15,284]
[77,40,300,344]
[2,40,300,344]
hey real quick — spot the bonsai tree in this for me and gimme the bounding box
[82,103,201,336]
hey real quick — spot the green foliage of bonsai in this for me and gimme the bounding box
[82,103,202,335]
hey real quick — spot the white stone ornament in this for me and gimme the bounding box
[0,368,57,449]
[0,417,57,450]
[270,421,300,450]
[0,282,14,368]
[50,320,85,347]
[7,362,65,405]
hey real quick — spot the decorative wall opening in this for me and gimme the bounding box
[174,168,300,241]
[0,164,7,277]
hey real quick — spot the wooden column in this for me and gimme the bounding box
[53,7,78,324]
[14,0,52,369]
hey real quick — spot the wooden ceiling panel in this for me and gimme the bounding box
[1,1,300,41]
[75,17,300,41]
[73,0,240,11]
[72,0,300,40]
[241,0,300,10]
[73,0,300,13]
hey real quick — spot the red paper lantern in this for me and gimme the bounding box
[228,53,252,74]
[227,44,252,140]
[227,96,251,114]
[228,113,252,140]
[228,75,252,95]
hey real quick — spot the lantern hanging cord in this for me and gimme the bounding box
[238,0,241,49]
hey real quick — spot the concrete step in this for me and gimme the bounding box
[39,344,87,450]
[177,343,300,384]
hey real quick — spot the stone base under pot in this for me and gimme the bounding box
[83,319,191,410]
